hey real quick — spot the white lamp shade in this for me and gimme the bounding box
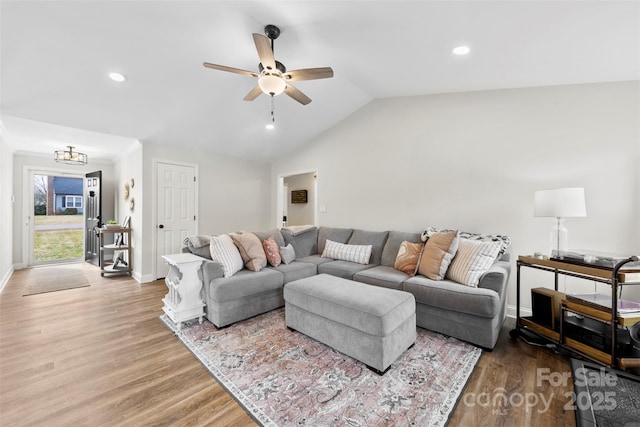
[258,74,286,96]
[534,187,587,218]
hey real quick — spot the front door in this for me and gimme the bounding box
[84,171,102,265]
[156,162,197,279]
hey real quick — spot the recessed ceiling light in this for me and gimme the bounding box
[452,46,470,56]
[265,123,275,130]
[108,72,126,82]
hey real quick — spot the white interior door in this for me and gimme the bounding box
[156,162,196,279]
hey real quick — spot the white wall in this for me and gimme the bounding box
[113,144,144,282]
[138,142,272,282]
[0,130,14,292]
[11,153,115,269]
[284,172,315,226]
[272,81,640,311]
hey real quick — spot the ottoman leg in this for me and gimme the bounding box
[367,365,390,376]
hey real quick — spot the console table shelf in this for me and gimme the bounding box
[511,255,640,370]
[98,227,132,277]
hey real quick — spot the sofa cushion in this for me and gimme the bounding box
[253,229,286,247]
[280,244,296,264]
[322,239,372,265]
[317,227,353,254]
[262,236,281,267]
[353,265,409,290]
[380,230,422,267]
[296,254,334,266]
[282,227,318,258]
[209,234,244,278]
[208,268,283,302]
[417,230,459,280]
[318,260,376,280]
[268,261,316,284]
[446,239,502,287]
[348,229,389,265]
[231,232,267,272]
[403,276,500,318]
[393,241,424,276]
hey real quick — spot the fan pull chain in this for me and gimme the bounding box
[266,95,275,130]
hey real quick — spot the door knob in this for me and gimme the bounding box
[159,224,164,229]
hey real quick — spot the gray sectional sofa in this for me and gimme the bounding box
[182,226,511,349]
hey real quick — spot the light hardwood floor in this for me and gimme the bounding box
[0,263,575,426]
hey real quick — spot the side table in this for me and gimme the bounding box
[162,253,205,330]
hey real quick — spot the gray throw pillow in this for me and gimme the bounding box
[279,244,296,264]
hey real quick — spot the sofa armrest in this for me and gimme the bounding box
[202,259,224,284]
[477,260,511,296]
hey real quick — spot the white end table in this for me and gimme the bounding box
[162,253,205,330]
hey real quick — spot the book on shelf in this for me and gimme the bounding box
[566,293,640,316]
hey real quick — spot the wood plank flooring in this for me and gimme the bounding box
[1,263,575,426]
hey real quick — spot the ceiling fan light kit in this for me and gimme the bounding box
[258,73,286,96]
[203,24,333,107]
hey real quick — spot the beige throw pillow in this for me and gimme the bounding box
[446,239,501,287]
[231,232,267,272]
[394,241,424,276]
[417,230,459,280]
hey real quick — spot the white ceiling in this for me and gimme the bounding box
[1,1,638,163]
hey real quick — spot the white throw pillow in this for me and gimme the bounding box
[446,239,501,287]
[209,234,244,277]
[321,239,372,265]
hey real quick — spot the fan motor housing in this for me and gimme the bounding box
[259,61,286,74]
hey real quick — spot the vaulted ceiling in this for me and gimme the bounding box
[1,1,638,163]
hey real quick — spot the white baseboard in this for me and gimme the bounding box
[138,272,156,283]
[506,304,532,319]
[0,266,14,294]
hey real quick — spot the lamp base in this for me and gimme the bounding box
[549,217,568,257]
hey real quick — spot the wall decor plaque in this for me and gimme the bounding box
[291,190,308,204]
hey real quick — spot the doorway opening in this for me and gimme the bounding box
[32,173,84,265]
[276,171,318,228]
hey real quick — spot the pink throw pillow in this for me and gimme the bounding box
[263,237,282,267]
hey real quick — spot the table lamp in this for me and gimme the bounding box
[534,187,587,256]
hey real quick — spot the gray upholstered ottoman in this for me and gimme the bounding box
[284,274,416,374]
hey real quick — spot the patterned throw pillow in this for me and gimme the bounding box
[321,239,372,265]
[422,227,510,256]
[209,234,244,278]
[417,231,459,280]
[231,232,267,272]
[262,236,281,267]
[279,244,296,264]
[446,239,501,287]
[394,241,424,276]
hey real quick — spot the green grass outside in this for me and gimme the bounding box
[33,229,84,262]
[34,214,83,226]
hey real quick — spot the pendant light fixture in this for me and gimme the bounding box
[54,145,88,165]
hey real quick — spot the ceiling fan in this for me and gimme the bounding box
[203,25,333,105]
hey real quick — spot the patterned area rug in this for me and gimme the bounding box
[161,308,481,427]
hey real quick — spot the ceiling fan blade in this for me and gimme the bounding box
[284,67,334,81]
[253,33,276,70]
[243,85,263,101]
[284,84,312,105]
[203,62,258,78]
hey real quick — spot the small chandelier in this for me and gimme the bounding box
[54,146,88,165]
